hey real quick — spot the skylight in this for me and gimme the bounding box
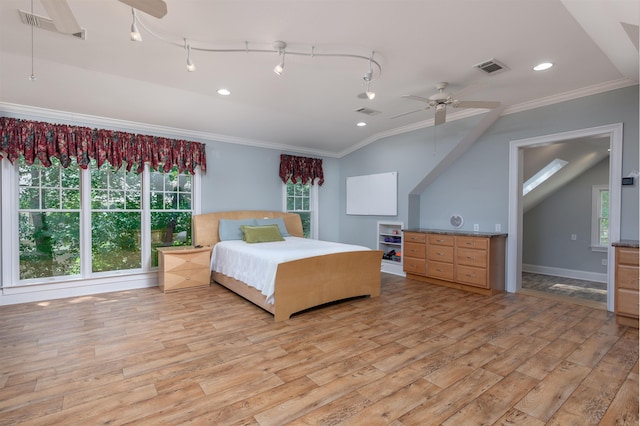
[523,158,568,195]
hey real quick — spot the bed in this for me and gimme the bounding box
[193,210,382,321]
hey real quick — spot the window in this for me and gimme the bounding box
[18,156,81,280]
[150,168,193,267]
[283,181,318,238]
[7,158,196,285]
[591,185,609,250]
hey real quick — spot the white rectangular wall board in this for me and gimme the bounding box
[346,172,397,215]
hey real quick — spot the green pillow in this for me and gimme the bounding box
[240,224,285,243]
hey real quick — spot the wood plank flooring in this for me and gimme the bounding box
[0,273,637,425]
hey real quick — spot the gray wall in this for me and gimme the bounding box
[338,85,638,250]
[523,158,609,273]
[199,143,342,242]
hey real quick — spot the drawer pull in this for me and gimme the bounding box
[436,268,443,272]
[436,239,444,243]
[466,256,475,260]
[466,242,476,247]
[437,252,444,256]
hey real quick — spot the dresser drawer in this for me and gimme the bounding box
[617,264,640,291]
[405,242,426,259]
[404,232,426,243]
[456,247,488,268]
[616,288,639,318]
[404,257,426,275]
[428,234,454,246]
[456,265,488,288]
[428,245,454,263]
[428,261,454,281]
[617,247,639,266]
[456,236,488,250]
[163,249,211,272]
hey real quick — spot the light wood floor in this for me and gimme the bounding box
[0,273,637,425]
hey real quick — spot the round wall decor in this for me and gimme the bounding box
[450,214,464,228]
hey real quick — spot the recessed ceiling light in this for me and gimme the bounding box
[533,62,553,71]
[357,122,367,127]
[217,88,231,96]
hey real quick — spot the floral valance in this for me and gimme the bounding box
[0,117,207,174]
[279,154,324,186]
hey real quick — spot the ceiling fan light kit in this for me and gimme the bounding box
[392,81,500,125]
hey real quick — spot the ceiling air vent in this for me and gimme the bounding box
[19,10,86,40]
[474,58,508,75]
[354,107,381,116]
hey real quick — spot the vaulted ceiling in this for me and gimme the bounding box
[0,0,637,157]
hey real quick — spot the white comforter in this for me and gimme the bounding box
[210,237,371,304]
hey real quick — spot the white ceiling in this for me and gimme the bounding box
[0,0,637,157]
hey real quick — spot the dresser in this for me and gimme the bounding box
[403,229,507,295]
[157,246,213,293]
[613,241,639,328]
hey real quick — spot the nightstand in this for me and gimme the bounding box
[157,246,212,293]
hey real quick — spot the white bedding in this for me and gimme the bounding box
[210,237,371,304]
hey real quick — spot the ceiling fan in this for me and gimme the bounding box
[37,0,167,36]
[391,82,500,125]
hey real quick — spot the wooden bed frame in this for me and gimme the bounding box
[193,210,382,321]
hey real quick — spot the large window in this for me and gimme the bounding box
[283,181,318,238]
[591,185,609,250]
[9,157,196,285]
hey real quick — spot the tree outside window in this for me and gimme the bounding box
[284,181,318,238]
[15,157,193,282]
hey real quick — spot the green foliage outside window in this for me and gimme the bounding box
[286,182,311,238]
[17,157,193,280]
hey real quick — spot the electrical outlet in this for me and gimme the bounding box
[601,258,608,266]
[571,234,577,241]
[495,224,501,232]
[473,224,479,232]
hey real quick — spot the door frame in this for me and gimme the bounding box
[507,123,623,312]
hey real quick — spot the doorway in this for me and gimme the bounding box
[507,123,623,312]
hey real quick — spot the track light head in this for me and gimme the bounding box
[185,41,196,72]
[273,41,287,75]
[130,9,142,41]
[274,59,284,75]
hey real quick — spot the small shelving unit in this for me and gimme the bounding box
[377,221,405,276]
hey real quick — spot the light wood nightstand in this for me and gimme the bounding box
[157,246,212,293]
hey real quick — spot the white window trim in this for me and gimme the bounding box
[282,180,319,239]
[590,184,609,252]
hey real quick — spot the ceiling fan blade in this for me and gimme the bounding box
[453,100,500,109]
[40,0,81,34]
[118,0,168,18]
[434,106,447,125]
[401,94,431,103]
[390,108,427,119]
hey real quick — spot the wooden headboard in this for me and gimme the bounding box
[193,210,304,247]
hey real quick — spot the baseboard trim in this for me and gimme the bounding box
[522,264,607,283]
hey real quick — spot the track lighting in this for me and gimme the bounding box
[124,13,382,94]
[130,8,142,42]
[185,40,196,72]
[363,52,376,100]
[273,41,286,75]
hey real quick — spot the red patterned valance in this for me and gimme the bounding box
[279,154,324,186]
[0,117,207,174]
